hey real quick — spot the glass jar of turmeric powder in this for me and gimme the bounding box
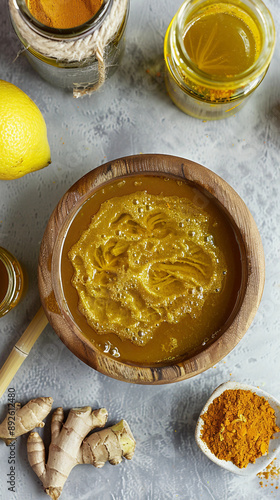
[0,247,25,317]
[9,0,129,97]
[164,0,275,120]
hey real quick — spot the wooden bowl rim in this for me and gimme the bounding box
[38,154,265,384]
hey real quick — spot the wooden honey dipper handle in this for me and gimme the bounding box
[0,307,48,398]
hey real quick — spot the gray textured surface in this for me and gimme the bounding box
[0,0,280,499]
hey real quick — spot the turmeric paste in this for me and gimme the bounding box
[68,190,227,347]
[201,389,280,469]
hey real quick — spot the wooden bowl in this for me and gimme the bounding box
[38,154,265,384]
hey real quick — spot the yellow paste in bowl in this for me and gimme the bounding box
[69,191,226,347]
[61,175,243,365]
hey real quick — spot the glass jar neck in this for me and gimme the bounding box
[0,252,17,316]
[171,0,275,90]
[14,0,113,40]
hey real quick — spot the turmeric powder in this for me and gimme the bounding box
[201,389,280,469]
[258,458,280,489]
[26,0,103,29]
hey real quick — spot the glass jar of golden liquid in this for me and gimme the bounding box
[9,0,129,97]
[164,0,275,120]
[0,247,25,317]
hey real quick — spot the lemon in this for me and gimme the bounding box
[0,80,51,180]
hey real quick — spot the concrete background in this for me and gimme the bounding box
[0,0,279,498]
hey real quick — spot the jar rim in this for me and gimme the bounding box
[173,0,275,90]
[0,249,17,310]
[13,0,113,40]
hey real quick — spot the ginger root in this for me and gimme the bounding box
[27,406,136,499]
[0,397,53,445]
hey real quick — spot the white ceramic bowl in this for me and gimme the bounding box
[195,381,280,476]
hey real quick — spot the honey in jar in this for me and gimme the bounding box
[0,247,25,317]
[182,4,260,77]
[164,0,275,120]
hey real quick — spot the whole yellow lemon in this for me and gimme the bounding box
[0,80,51,180]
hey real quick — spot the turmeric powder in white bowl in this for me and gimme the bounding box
[195,381,280,476]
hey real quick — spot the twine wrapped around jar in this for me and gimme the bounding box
[9,0,128,97]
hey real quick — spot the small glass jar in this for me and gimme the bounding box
[0,247,25,317]
[164,0,275,120]
[9,0,129,95]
